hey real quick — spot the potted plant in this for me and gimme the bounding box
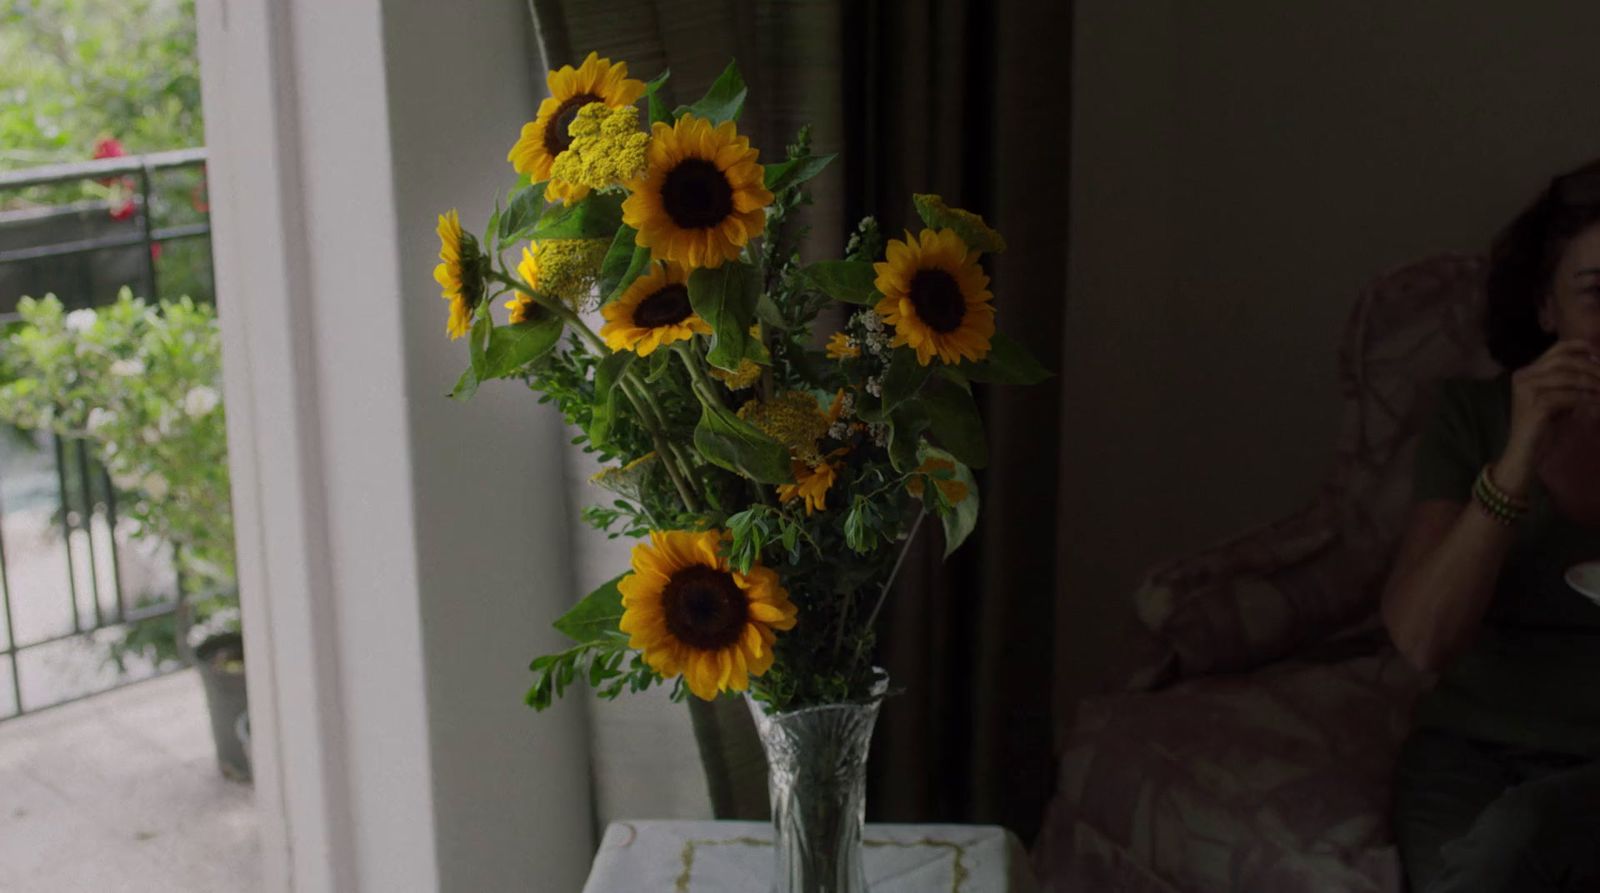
[435,54,1046,891]
[0,290,247,780]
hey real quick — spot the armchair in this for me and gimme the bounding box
[1033,255,1500,892]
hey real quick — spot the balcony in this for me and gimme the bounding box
[0,670,259,892]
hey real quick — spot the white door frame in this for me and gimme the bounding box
[195,2,593,890]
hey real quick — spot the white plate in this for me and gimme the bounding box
[1567,561,1600,604]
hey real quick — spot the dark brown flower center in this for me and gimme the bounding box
[662,565,748,650]
[543,93,603,156]
[633,284,692,328]
[661,159,734,229]
[908,269,966,333]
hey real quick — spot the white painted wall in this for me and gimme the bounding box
[197,1,592,890]
[1060,1,1600,708]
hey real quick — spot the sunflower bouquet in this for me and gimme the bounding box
[436,53,1045,715]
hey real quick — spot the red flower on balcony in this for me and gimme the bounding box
[92,137,126,161]
[92,136,137,221]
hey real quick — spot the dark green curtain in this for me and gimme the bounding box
[529,0,1071,843]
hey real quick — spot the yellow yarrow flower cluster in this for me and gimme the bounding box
[590,452,659,501]
[915,194,1007,254]
[737,391,829,465]
[709,358,763,390]
[534,238,610,311]
[549,103,651,195]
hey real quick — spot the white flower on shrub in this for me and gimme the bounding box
[143,473,170,501]
[64,308,98,333]
[86,407,117,435]
[110,358,146,377]
[111,469,142,491]
[157,410,178,436]
[141,426,161,444]
[183,386,220,418]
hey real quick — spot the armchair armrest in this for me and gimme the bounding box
[1119,497,1393,689]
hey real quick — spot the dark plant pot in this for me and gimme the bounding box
[193,632,251,782]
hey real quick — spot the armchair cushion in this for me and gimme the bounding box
[1036,643,1426,893]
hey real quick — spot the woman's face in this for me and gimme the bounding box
[1544,221,1600,348]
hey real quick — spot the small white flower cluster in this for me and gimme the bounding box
[86,407,117,436]
[868,422,889,447]
[864,376,882,398]
[850,310,890,357]
[844,216,878,257]
[110,358,146,377]
[64,309,98,334]
[184,385,221,418]
[827,392,856,440]
[143,472,170,501]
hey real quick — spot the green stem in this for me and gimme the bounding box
[490,268,607,354]
[620,376,702,514]
[671,340,726,409]
[489,268,705,516]
[852,508,926,662]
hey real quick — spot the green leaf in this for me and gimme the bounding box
[485,201,502,250]
[482,314,564,379]
[604,246,652,307]
[645,69,672,125]
[468,307,491,377]
[755,292,786,329]
[589,349,636,447]
[955,332,1051,385]
[531,191,624,240]
[802,260,878,306]
[694,400,792,483]
[911,193,1007,254]
[764,152,836,193]
[449,365,479,402]
[597,225,641,297]
[879,347,931,414]
[680,60,746,124]
[917,445,980,558]
[920,377,987,468]
[688,262,766,370]
[887,401,930,473]
[553,575,628,643]
[500,180,548,241]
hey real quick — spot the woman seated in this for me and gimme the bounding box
[1384,159,1600,892]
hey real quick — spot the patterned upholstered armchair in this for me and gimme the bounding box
[1033,256,1502,892]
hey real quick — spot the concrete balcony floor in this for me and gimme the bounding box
[0,670,260,892]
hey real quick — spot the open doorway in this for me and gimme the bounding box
[0,1,258,889]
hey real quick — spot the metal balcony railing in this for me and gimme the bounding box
[0,148,212,719]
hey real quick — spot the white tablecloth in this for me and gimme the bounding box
[581,819,1039,893]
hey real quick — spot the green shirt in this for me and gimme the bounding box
[1410,375,1600,754]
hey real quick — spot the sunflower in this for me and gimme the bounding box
[618,529,798,700]
[504,245,542,324]
[873,228,995,366]
[825,331,860,360]
[906,455,969,504]
[622,114,774,269]
[508,52,647,205]
[776,450,847,515]
[600,261,712,355]
[434,210,483,340]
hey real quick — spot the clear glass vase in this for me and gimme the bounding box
[747,671,889,893]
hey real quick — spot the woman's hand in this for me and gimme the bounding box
[1499,339,1600,494]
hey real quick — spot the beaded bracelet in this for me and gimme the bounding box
[1472,464,1530,526]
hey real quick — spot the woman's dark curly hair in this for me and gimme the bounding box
[1486,158,1600,369]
